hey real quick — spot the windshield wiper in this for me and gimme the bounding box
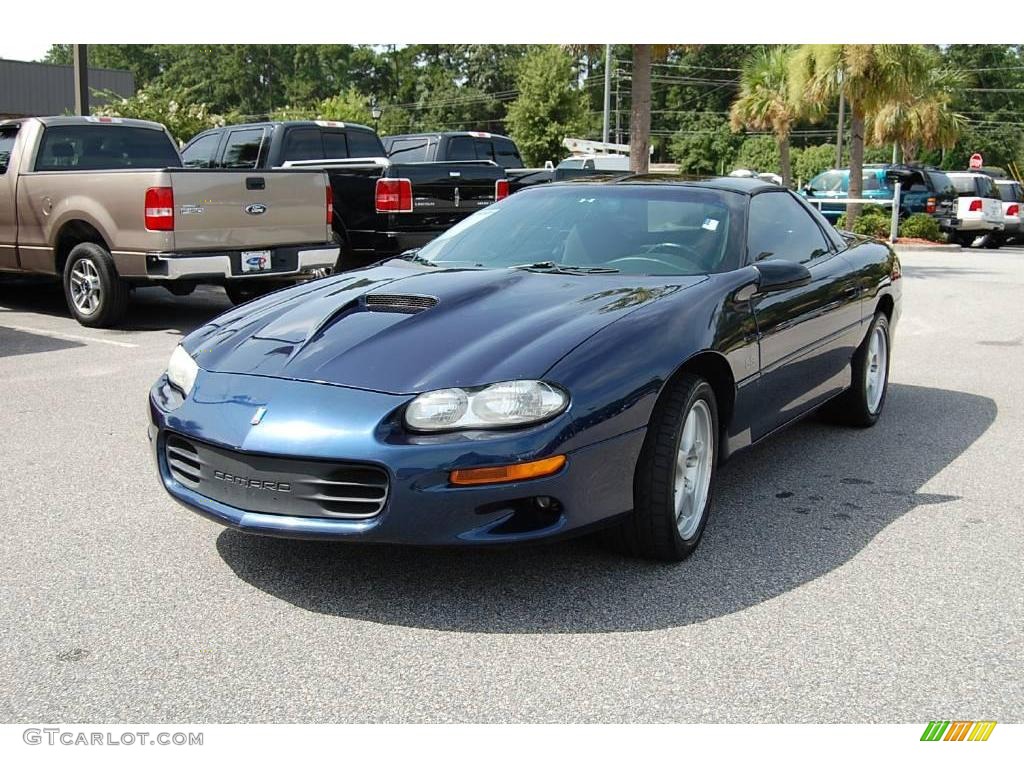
[400,248,438,267]
[510,261,620,274]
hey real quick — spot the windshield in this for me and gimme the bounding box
[409,184,744,276]
[809,170,845,193]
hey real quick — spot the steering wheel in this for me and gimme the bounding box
[641,241,705,264]
[605,255,697,273]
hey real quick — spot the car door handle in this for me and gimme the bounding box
[246,177,266,190]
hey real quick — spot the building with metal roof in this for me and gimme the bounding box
[0,58,135,119]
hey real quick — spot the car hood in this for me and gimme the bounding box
[186,261,704,395]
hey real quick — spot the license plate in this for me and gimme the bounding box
[240,250,272,273]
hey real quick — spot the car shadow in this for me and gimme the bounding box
[215,383,996,633]
[0,279,230,335]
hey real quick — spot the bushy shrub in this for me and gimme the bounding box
[899,213,944,242]
[836,207,891,239]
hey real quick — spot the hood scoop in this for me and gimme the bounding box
[363,294,439,314]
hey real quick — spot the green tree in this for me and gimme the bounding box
[92,85,226,144]
[505,47,588,166]
[790,45,922,226]
[729,46,798,185]
[669,114,741,175]
[734,135,781,174]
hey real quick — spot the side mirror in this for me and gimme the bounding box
[802,184,814,196]
[754,259,812,292]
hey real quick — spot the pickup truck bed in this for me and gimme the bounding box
[0,116,337,326]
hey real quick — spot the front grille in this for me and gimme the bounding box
[364,293,438,313]
[164,433,388,519]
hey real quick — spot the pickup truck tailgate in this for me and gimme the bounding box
[168,170,328,251]
[395,162,501,213]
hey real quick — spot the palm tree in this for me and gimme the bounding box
[789,45,915,226]
[729,46,798,186]
[867,50,965,162]
[568,45,677,174]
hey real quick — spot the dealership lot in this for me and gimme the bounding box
[0,247,1022,722]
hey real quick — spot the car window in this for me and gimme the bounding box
[474,139,495,162]
[413,185,745,276]
[948,175,980,196]
[927,171,956,196]
[322,131,348,159]
[862,171,889,191]
[221,128,266,169]
[558,158,584,169]
[0,125,18,174]
[181,133,220,168]
[346,130,384,158]
[447,136,475,161]
[492,138,524,169]
[387,137,429,162]
[976,175,999,199]
[35,124,182,171]
[748,191,831,264]
[997,182,1022,203]
[282,128,324,162]
[809,170,845,193]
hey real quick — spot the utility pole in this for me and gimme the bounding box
[835,90,845,169]
[602,45,612,144]
[72,44,89,116]
[614,68,621,145]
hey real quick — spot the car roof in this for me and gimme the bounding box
[547,175,780,195]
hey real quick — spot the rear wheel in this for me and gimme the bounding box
[953,231,977,248]
[828,312,890,428]
[62,242,129,327]
[606,374,718,561]
[980,231,1004,249]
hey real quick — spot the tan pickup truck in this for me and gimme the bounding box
[0,116,338,326]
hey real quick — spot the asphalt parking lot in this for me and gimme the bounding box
[1,246,1022,723]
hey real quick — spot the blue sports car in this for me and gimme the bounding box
[149,177,901,561]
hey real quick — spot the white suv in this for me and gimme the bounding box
[946,172,1005,248]
[995,179,1022,245]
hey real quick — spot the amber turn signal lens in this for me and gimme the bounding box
[449,455,567,486]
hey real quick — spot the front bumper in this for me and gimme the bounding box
[144,243,340,281]
[149,371,644,545]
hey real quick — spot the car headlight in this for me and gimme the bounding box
[166,345,199,396]
[404,380,568,432]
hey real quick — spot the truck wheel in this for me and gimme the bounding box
[63,242,129,327]
[164,281,196,297]
[981,232,1004,249]
[224,281,273,306]
[953,232,976,248]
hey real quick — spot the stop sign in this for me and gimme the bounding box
[969,153,984,170]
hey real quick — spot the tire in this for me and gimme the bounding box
[62,242,129,328]
[829,312,891,428]
[164,281,196,297]
[224,281,275,306]
[953,232,976,248]
[606,374,718,562]
[981,232,1004,249]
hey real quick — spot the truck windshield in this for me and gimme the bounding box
[410,185,743,276]
[35,124,181,171]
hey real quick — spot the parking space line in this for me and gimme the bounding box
[0,323,139,349]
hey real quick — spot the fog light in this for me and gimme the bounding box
[449,456,566,486]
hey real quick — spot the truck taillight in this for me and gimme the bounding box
[969,199,983,212]
[326,184,334,224]
[1008,204,1020,217]
[144,187,174,231]
[926,197,936,214]
[495,179,510,201]
[375,178,413,213]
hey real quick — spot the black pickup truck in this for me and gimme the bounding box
[381,131,555,192]
[182,121,509,269]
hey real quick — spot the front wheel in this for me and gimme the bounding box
[606,374,718,561]
[62,242,129,327]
